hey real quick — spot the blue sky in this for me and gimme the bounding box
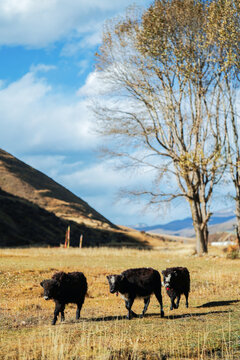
[0,0,224,226]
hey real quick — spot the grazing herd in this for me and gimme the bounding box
[40,266,190,325]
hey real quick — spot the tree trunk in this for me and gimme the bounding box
[194,223,208,255]
[190,199,208,255]
[235,222,240,248]
[235,188,240,248]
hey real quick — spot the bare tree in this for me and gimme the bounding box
[94,0,235,254]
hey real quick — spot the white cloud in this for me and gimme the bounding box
[20,151,170,225]
[58,161,137,192]
[77,71,100,97]
[30,64,57,74]
[33,156,176,225]
[77,70,114,97]
[61,31,102,57]
[0,67,98,153]
[0,0,150,48]
[77,60,89,76]
[57,160,190,226]
[22,154,68,180]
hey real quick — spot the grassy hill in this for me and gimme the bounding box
[0,188,147,248]
[0,149,166,248]
[0,149,114,229]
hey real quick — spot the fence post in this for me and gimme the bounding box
[79,234,83,248]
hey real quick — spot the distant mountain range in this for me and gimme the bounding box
[134,210,236,237]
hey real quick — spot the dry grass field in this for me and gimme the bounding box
[0,244,240,360]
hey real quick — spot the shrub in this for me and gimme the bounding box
[226,244,240,259]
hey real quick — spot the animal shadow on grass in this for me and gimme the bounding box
[59,308,234,324]
[197,299,240,308]
[165,310,231,320]
[79,313,163,322]
[83,310,231,322]
[53,315,127,326]
[88,312,168,322]
[85,315,128,322]
[72,305,228,327]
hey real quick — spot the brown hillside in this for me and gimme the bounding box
[0,188,71,247]
[0,149,114,230]
[0,149,169,248]
[0,188,156,248]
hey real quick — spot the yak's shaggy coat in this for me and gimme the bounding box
[162,267,190,310]
[107,267,164,319]
[40,271,88,325]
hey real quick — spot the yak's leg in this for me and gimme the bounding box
[140,297,150,318]
[76,300,84,320]
[60,304,65,322]
[52,301,61,325]
[125,298,136,319]
[154,289,164,318]
[170,295,177,310]
[184,292,189,308]
[175,295,181,309]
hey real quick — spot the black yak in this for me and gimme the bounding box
[107,267,164,319]
[161,267,190,310]
[40,271,87,325]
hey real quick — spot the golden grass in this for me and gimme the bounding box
[0,245,240,359]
